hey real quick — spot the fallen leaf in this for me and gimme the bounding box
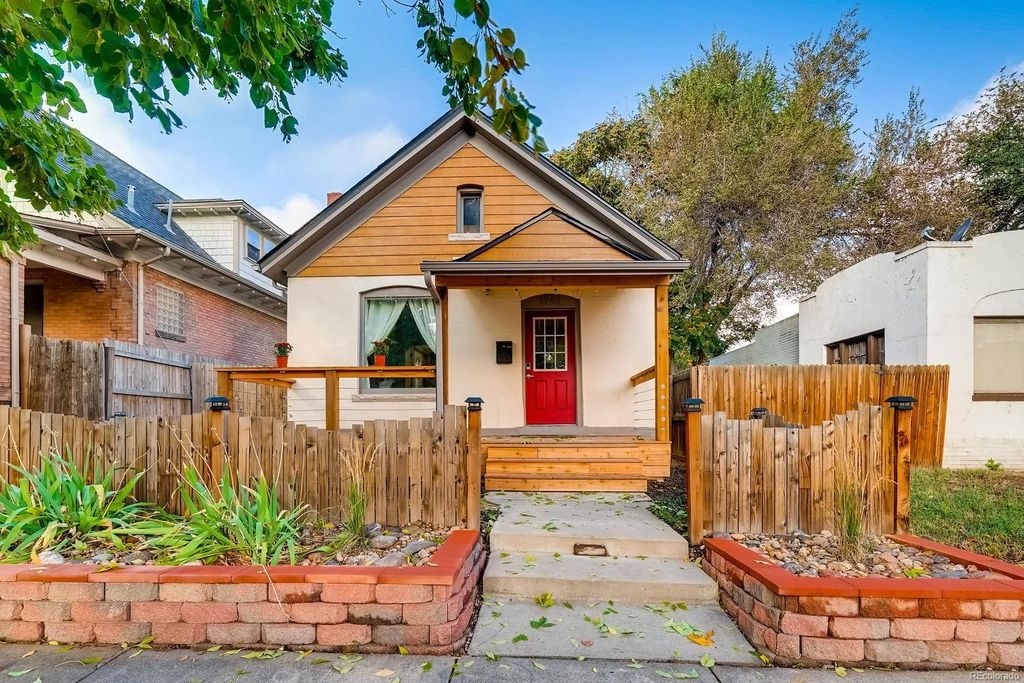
[19,652,33,660]
[206,645,221,652]
[512,633,528,643]
[398,646,409,656]
[835,666,848,678]
[374,669,395,677]
[420,662,433,672]
[700,654,716,668]
[533,661,546,670]
[6,670,34,678]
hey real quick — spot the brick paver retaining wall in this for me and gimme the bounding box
[0,531,483,655]
[703,535,1024,668]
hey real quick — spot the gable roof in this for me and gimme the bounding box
[456,208,648,262]
[76,137,214,264]
[259,110,682,282]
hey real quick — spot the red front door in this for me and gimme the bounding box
[524,310,577,425]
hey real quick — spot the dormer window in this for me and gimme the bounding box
[458,187,483,234]
[245,227,262,261]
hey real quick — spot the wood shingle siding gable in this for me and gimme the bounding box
[298,143,556,277]
[467,213,634,262]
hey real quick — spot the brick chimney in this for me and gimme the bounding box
[327,191,343,205]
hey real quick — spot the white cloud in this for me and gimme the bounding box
[943,60,1024,122]
[267,123,406,192]
[66,78,216,197]
[258,192,322,233]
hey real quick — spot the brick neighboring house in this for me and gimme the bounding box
[1,139,287,406]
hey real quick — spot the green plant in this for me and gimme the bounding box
[830,443,876,561]
[370,339,393,356]
[273,342,293,357]
[985,458,1004,472]
[648,497,688,534]
[0,450,160,562]
[139,465,310,565]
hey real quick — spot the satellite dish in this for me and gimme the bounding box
[920,226,938,242]
[950,218,973,242]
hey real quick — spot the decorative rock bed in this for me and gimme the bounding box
[0,531,483,655]
[731,531,999,579]
[703,534,1024,668]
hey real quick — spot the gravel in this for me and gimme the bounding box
[731,531,1006,579]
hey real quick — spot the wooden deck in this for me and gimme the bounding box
[482,435,671,492]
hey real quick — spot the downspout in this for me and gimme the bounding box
[424,269,444,412]
[8,257,20,406]
[137,247,171,344]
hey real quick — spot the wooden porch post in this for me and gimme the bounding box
[216,370,233,409]
[325,370,339,431]
[655,284,670,442]
[440,288,449,406]
[18,323,30,409]
[887,395,916,534]
[465,397,483,531]
[684,398,704,545]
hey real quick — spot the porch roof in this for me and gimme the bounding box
[421,259,690,276]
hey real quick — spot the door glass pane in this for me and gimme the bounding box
[532,316,568,370]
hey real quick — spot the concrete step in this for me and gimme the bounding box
[486,492,689,559]
[483,551,718,604]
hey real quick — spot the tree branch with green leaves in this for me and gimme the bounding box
[0,0,541,252]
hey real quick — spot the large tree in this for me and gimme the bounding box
[0,0,541,251]
[952,70,1024,232]
[554,14,869,364]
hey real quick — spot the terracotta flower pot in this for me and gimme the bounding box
[374,354,386,366]
[276,355,288,368]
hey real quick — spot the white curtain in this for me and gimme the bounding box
[407,298,438,353]
[363,299,405,355]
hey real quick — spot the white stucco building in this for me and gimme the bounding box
[711,230,1024,469]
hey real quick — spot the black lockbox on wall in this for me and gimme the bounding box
[496,341,513,364]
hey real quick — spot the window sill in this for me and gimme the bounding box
[448,233,491,242]
[973,393,1024,402]
[352,393,436,403]
[155,330,186,343]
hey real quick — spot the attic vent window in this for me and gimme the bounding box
[458,187,483,234]
[246,227,262,262]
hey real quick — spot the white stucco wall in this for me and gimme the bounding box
[798,231,1024,468]
[287,277,657,431]
[446,287,654,430]
[286,275,436,428]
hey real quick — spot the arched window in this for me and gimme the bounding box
[457,185,484,234]
[360,286,437,393]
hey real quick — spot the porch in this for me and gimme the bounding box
[425,261,681,491]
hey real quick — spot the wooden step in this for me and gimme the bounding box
[484,457,645,477]
[485,473,648,492]
[484,441,671,479]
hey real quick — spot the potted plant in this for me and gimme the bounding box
[370,339,391,366]
[274,342,293,368]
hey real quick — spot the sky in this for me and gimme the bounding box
[68,0,1024,237]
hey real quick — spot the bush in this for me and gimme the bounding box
[0,451,161,562]
[137,466,311,566]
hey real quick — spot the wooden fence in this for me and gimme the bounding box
[687,402,911,543]
[0,404,476,528]
[672,364,948,467]
[24,334,286,420]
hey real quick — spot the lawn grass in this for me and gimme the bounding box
[910,467,1024,564]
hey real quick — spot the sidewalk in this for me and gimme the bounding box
[0,644,983,682]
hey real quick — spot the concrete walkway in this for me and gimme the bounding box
[0,644,976,682]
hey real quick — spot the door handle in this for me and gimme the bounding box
[526,373,534,379]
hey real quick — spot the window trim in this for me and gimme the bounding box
[972,316,1024,401]
[244,226,262,263]
[457,185,484,234]
[359,286,438,395]
[154,285,187,342]
[826,329,885,365]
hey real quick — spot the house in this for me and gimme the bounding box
[710,314,799,366]
[710,230,1024,469]
[259,110,689,491]
[0,137,288,407]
